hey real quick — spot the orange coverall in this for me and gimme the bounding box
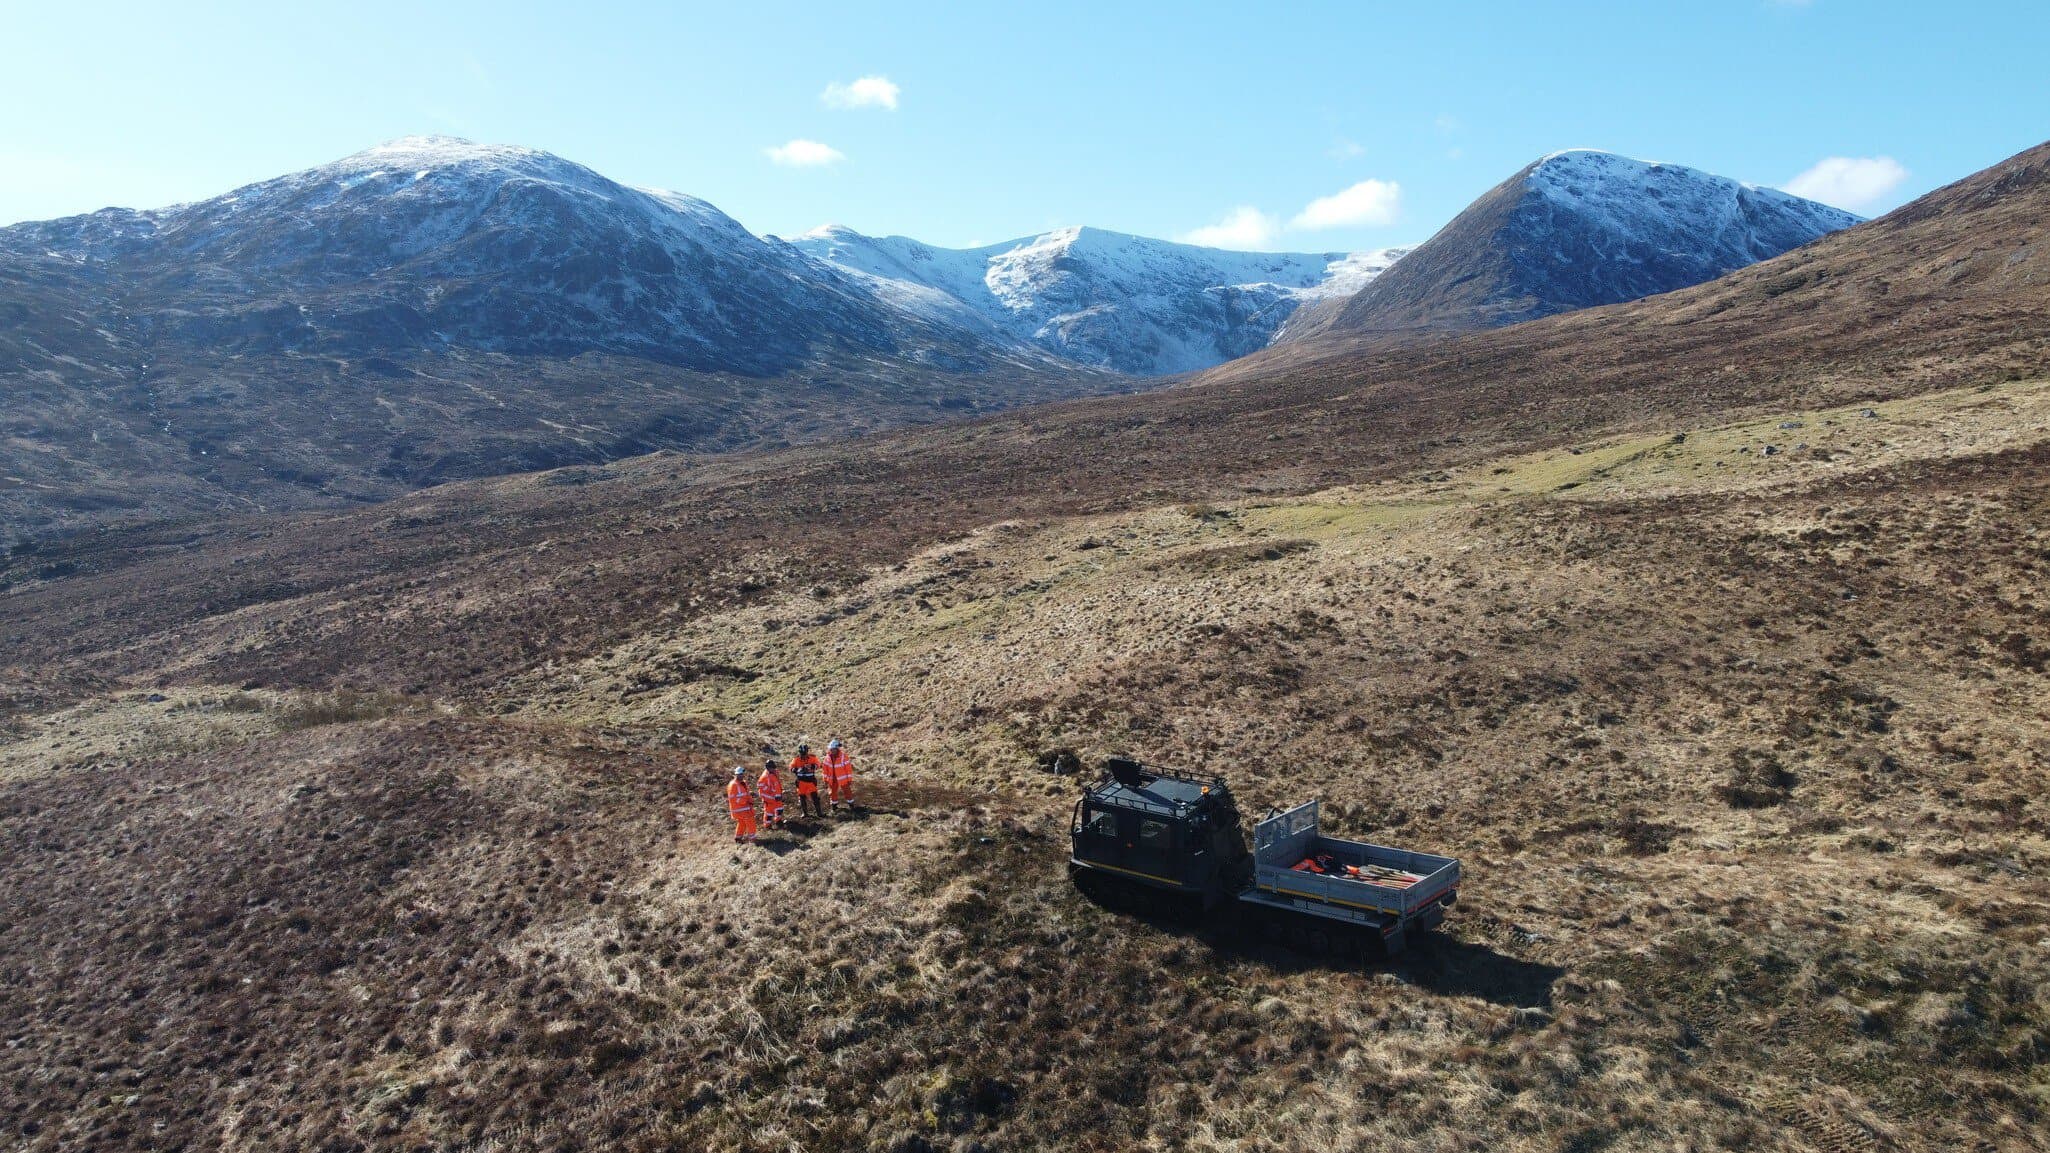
[757,766,785,826]
[823,747,854,806]
[727,778,757,842]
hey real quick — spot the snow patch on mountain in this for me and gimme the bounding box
[1308,248,1411,298]
[791,225,1409,375]
[1524,150,1863,261]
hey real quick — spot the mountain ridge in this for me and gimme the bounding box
[787,222,1408,375]
[0,136,1114,543]
[10,140,2044,693]
[0,138,1881,543]
[1328,148,1861,337]
[0,135,962,374]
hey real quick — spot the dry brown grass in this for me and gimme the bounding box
[271,689,422,730]
[5,148,2049,1149]
[4,378,2047,1151]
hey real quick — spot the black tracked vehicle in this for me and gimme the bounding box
[1069,757,1459,956]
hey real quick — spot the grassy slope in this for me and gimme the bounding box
[3,143,2046,1152]
[6,144,2046,714]
[4,378,2045,1151]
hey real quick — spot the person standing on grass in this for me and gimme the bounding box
[824,737,855,810]
[726,766,758,844]
[757,758,786,829]
[789,740,826,819]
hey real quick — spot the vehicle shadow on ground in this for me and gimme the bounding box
[1392,934,1565,1010]
[1078,893,1564,1009]
[1211,928,1563,1008]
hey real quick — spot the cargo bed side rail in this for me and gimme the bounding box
[1252,800,1320,864]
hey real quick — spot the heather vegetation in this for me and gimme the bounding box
[5,378,2046,1150]
[3,145,2047,1151]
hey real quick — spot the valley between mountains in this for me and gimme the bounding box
[0,139,1854,543]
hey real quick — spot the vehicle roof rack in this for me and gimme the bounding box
[1090,754,1230,816]
[1105,756,1149,788]
[1099,756,1231,794]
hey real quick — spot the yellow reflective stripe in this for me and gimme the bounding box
[1081,860,1187,888]
[1258,883,1392,914]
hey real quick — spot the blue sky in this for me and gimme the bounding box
[3,1,2045,250]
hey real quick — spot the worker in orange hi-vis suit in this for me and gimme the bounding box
[726,766,758,844]
[789,740,826,819]
[756,758,785,829]
[823,738,855,811]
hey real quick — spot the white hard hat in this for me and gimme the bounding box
[828,738,843,749]
[732,765,745,777]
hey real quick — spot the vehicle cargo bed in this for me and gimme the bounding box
[1248,801,1459,921]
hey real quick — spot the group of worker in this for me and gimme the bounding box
[724,739,855,843]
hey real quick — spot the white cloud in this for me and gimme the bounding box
[821,75,900,110]
[1781,155,1907,211]
[1177,206,1281,250]
[1182,173,1404,250]
[766,139,846,168]
[1434,113,1463,135]
[1290,178,1402,230]
[1326,139,1366,161]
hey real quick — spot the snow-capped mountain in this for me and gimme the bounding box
[1330,149,1861,336]
[1,136,1010,376]
[0,137,1119,541]
[0,137,1862,541]
[790,225,1409,376]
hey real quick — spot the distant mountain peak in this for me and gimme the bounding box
[298,137,743,227]
[356,133,506,157]
[323,136,593,182]
[790,224,1404,375]
[1524,148,1860,220]
[1531,147,1649,170]
[0,135,998,379]
[799,222,862,241]
[1328,149,1861,337]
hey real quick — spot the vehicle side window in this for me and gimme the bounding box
[1084,809,1119,837]
[1138,819,1171,849]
